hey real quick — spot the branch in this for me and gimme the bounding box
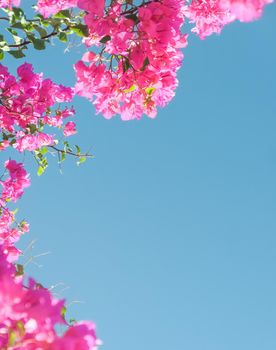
[8,25,70,48]
[8,30,59,48]
[49,145,93,158]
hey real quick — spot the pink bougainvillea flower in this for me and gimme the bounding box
[0,244,100,349]
[1,160,30,202]
[36,0,78,17]
[184,0,272,38]
[63,121,77,136]
[220,0,272,21]
[0,63,75,153]
[0,0,20,7]
[75,0,188,120]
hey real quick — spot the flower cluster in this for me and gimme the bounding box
[0,63,76,154]
[0,160,30,263]
[74,0,188,120]
[0,246,99,349]
[0,158,100,348]
[1,160,30,203]
[0,1,272,349]
[221,0,272,22]
[0,0,20,7]
[184,0,272,39]
[2,0,272,118]
[36,0,78,17]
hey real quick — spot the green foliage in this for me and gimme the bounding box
[0,7,89,60]
[34,148,48,176]
[70,23,89,37]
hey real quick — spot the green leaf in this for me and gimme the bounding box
[0,50,4,60]
[61,150,66,162]
[1,45,10,52]
[12,208,18,215]
[123,84,136,93]
[54,10,71,19]
[34,14,44,20]
[11,22,25,30]
[12,7,24,20]
[71,24,89,37]
[145,87,155,95]
[77,156,86,166]
[125,13,139,24]
[41,157,48,167]
[6,27,18,36]
[41,20,50,27]
[28,124,37,134]
[32,38,46,50]
[0,37,9,52]
[12,34,23,45]
[37,165,45,176]
[40,147,48,155]
[35,152,43,160]
[58,32,67,42]
[24,23,35,32]
[141,57,150,71]
[100,35,111,44]
[47,18,62,28]
[63,140,70,148]
[16,321,25,337]
[61,306,67,319]
[123,59,131,73]
[34,25,48,38]
[27,34,46,50]
[75,144,81,154]
[8,330,16,347]
[9,138,16,145]
[8,49,25,58]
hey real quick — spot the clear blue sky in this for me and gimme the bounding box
[4,4,276,350]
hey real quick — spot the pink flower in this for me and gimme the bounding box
[0,0,20,7]
[0,140,9,151]
[37,0,78,17]
[1,160,30,202]
[74,0,187,120]
[221,0,272,21]
[0,62,75,156]
[184,0,272,38]
[78,0,105,16]
[14,133,55,152]
[0,245,100,349]
[50,322,100,350]
[63,121,77,136]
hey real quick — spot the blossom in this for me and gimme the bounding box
[75,0,188,120]
[0,0,20,7]
[0,63,75,154]
[0,244,99,349]
[184,0,272,38]
[1,160,30,203]
[63,121,77,136]
[220,0,272,21]
[36,0,78,17]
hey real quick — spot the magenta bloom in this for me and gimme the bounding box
[63,121,77,137]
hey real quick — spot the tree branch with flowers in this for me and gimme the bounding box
[0,0,272,348]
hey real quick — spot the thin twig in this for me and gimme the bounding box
[49,145,94,158]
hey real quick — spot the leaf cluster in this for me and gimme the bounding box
[0,7,89,60]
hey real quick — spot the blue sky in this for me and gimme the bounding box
[3,4,276,350]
